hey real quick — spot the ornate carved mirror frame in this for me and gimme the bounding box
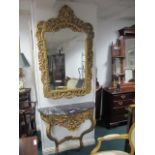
[35,5,94,99]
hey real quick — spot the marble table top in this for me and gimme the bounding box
[38,102,94,116]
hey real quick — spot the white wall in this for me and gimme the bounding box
[95,19,135,87]
[19,11,37,102]
[30,0,97,154]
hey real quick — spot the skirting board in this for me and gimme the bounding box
[42,138,95,155]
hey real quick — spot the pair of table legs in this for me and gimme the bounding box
[46,118,95,154]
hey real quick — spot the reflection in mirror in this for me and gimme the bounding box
[45,29,86,90]
[125,38,135,82]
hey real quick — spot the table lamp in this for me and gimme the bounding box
[19,53,30,90]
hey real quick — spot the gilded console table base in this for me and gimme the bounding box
[40,108,95,153]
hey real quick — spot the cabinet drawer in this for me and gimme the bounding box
[19,90,31,102]
[112,93,134,101]
[20,93,28,98]
[20,95,29,101]
[111,107,127,115]
[110,113,128,122]
[113,99,135,108]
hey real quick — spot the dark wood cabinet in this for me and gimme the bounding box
[95,86,102,121]
[100,25,135,128]
[19,88,37,137]
[19,88,31,108]
[101,87,135,128]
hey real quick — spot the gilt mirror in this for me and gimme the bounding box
[35,5,94,99]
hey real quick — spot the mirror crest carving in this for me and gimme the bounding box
[35,5,94,99]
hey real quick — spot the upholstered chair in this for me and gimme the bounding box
[90,123,135,155]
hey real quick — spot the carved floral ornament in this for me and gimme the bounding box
[40,108,94,131]
[35,5,94,99]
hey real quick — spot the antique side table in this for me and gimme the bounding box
[38,102,95,153]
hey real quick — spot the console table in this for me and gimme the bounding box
[38,102,95,153]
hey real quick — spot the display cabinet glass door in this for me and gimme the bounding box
[48,53,65,89]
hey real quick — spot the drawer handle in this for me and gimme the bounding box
[121,95,126,99]
[118,101,123,105]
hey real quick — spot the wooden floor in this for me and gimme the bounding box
[19,136,38,155]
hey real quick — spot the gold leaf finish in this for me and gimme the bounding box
[40,108,94,131]
[40,108,95,153]
[35,5,94,99]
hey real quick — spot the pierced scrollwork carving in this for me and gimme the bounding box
[40,109,94,131]
[35,5,94,99]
